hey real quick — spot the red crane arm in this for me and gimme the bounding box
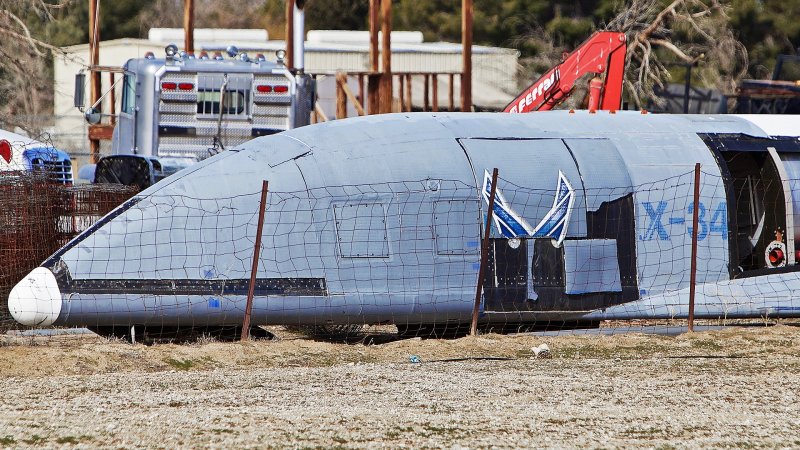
[504,31,627,113]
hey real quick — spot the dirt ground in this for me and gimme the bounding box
[0,324,799,449]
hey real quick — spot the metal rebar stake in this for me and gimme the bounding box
[471,168,498,336]
[241,180,269,341]
[688,163,701,332]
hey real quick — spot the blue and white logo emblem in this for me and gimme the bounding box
[481,170,575,246]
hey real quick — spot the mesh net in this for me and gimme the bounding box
[3,166,800,343]
[0,172,136,330]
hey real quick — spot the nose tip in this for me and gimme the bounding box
[8,267,62,326]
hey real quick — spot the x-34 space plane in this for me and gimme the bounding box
[8,111,800,337]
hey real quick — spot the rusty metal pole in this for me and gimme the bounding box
[88,0,101,163]
[241,180,269,341]
[461,0,473,112]
[379,0,393,114]
[183,0,194,54]
[688,163,701,332]
[471,168,498,336]
[285,0,295,69]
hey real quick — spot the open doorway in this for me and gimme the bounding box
[720,151,787,272]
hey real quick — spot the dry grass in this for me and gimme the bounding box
[0,324,798,448]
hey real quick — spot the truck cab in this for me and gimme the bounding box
[114,46,314,160]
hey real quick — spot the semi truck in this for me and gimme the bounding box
[78,44,315,187]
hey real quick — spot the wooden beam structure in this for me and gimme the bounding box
[449,73,455,111]
[432,74,439,112]
[368,0,381,115]
[183,0,194,54]
[108,72,116,125]
[88,0,101,163]
[369,0,380,73]
[285,0,295,69]
[379,0,393,114]
[461,0,473,112]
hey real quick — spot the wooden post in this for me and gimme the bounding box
[285,0,295,69]
[688,163,701,332]
[379,0,393,114]
[358,74,365,106]
[368,0,380,114]
[314,102,329,122]
[448,73,455,111]
[336,72,365,117]
[336,72,347,119]
[183,0,194,54]
[88,0,101,163]
[405,74,412,111]
[108,72,116,125]
[432,74,439,112]
[369,0,380,72]
[471,168,498,336]
[423,74,430,111]
[398,75,405,111]
[242,180,269,341]
[461,0,473,112]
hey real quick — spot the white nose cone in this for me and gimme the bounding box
[8,267,62,326]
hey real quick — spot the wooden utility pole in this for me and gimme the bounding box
[88,0,101,163]
[369,0,379,72]
[285,0,295,68]
[183,0,194,54]
[367,0,381,115]
[461,0,473,112]
[379,0,393,113]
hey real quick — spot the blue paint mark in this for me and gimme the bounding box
[641,201,669,241]
[639,289,648,296]
[472,263,481,271]
[641,201,728,241]
[466,240,479,248]
[208,298,221,308]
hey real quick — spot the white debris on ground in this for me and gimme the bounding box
[531,343,551,358]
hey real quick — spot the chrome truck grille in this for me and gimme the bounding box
[29,158,73,184]
[157,72,298,159]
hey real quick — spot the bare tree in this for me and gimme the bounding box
[607,0,748,108]
[512,0,748,110]
[0,1,70,136]
[139,0,274,34]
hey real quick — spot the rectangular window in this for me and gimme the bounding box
[334,203,389,258]
[197,90,248,115]
[434,200,480,255]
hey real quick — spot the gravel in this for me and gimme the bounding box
[0,325,799,449]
